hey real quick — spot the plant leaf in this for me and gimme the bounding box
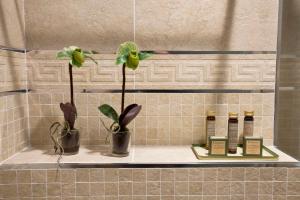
[98,104,119,123]
[83,50,92,54]
[57,51,69,59]
[138,52,152,60]
[116,54,127,65]
[60,102,77,129]
[119,104,142,128]
[85,55,98,65]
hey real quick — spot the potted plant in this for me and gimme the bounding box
[99,41,151,156]
[50,46,97,155]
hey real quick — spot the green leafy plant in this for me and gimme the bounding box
[49,46,97,155]
[99,42,151,133]
[56,46,97,129]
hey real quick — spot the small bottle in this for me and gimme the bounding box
[206,111,216,148]
[228,112,238,154]
[243,111,254,137]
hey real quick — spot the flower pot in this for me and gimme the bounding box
[111,130,131,157]
[61,129,80,154]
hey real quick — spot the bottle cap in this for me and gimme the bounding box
[207,110,215,116]
[229,112,238,118]
[244,111,254,117]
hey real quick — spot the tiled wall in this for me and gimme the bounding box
[28,92,275,146]
[0,93,28,162]
[0,50,28,162]
[1,167,299,199]
[27,52,276,146]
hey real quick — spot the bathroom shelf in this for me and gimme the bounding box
[0,145,298,169]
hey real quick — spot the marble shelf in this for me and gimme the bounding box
[0,145,298,169]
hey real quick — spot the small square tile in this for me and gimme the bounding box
[133,182,146,195]
[119,182,132,195]
[147,169,160,181]
[90,169,104,182]
[76,169,90,182]
[230,182,245,195]
[47,183,61,196]
[189,181,202,195]
[161,169,175,181]
[119,169,133,182]
[203,181,216,195]
[259,182,273,195]
[175,169,188,181]
[203,169,217,181]
[231,168,245,181]
[161,181,174,195]
[245,181,258,195]
[260,168,274,181]
[90,182,105,196]
[32,170,46,183]
[217,181,230,195]
[105,182,118,196]
[147,182,160,195]
[76,183,90,196]
[104,169,118,182]
[273,182,287,195]
[245,168,259,181]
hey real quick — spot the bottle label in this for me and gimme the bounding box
[206,121,215,146]
[228,123,238,151]
[243,121,253,136]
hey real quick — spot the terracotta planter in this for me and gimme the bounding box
[111,130,130,156]
[61,129,80,154]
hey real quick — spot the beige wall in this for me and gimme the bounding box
[1,167,300,199]
[0,0,25,48]
[27,52,275,146]
[24,0,278,51]
[24,0,134,51]
[0,50,27,92]
[0,93,28,162]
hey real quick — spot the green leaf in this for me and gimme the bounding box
[57,51,69,59]
[98,104,119,123]
[83,50,92,54]
[116,54,127,65]
[85,55,98,65]
[138,52,152,60]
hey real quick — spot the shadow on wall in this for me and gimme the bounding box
[0,0,26,92]
[0,0,25,48]
[276,0,300,159]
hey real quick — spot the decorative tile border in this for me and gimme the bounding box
[27,52,276,90]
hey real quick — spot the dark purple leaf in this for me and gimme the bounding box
[119,104,142,128]
[60,102,77,129]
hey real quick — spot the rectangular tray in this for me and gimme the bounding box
[192,144,279,160]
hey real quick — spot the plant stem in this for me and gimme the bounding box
[121,63,126,113]
[69,63,74,106]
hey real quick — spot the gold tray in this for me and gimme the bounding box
[192,144,279,160]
